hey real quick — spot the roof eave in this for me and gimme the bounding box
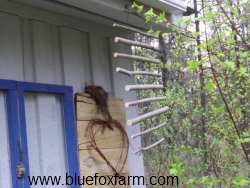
[136,0,187,14]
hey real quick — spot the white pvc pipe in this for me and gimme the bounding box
[125,96,166,108]
[127,106,169,126]
[132,123,166,139]
[135,138,165,153]
[114,37,159,51]
[114,53,162,64]
[116,67,161,77]
[125,84,164,91]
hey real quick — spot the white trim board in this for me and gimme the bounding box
[11,0,185,29]
[137,0,187,13]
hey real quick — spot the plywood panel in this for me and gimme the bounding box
[78,121,125,150]
[76,94,125,111]
[77,112,126,123]
[76,94,126,148]
[77,93,129,187]
[79,148,128,174]
[76,94,125,121]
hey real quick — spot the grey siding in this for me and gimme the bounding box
[0,92,12,188]
[0,13,111,92]
[0,1,145,186]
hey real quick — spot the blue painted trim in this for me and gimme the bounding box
[6,89,19,188]
[0,79,15,89]
[19,82,72,94]
[0,80,28,188]
[0,80,19,188]
[0,79,80,188]
[64,90,80,188]
[18,81,80,188]
[16,88,32,188]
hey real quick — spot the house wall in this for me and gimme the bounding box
[0,92,12,188]
[0,0,145,187]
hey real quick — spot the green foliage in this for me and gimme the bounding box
[144,8,157,23]
[131,1,143,13]
[187,60,202,72]
[232,176,250,187]
[169,163,184,177]
[205,81,215,92]
[156,12,167,24]
[224,60,236,71]
[131,0,250,187]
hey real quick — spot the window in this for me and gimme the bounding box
[0,79,80,188]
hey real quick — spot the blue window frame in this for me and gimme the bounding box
[0,79,80,188]
[0,80,20,188]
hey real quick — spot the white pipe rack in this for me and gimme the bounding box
[127,106,169,126]
[114,53,162,64]
[116,67,162,77]
[135,138,165,153]
[125,84,164,91]
[114,37,159,51]
[125,96,166,108]
[132,122,166,139]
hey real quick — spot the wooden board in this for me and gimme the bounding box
[76,93,129,187]
[77,121,126,150]
[76,94,126,121]
[79,148,129,175]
